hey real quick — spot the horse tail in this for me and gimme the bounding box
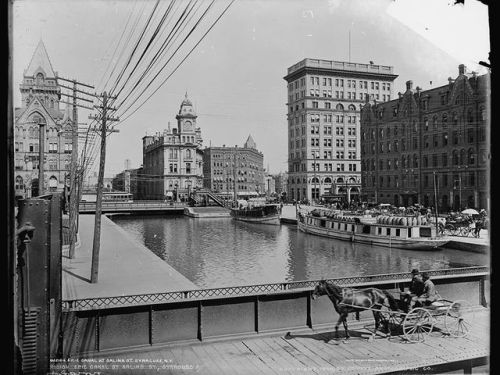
[382,290,399,311]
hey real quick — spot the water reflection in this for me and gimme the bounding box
[111,215,488,288]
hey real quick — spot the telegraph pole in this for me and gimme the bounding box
[38,118,46,195]
[89,91,119,283]
[57,76,95,259]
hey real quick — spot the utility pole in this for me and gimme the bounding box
[233,145,238,206]
[57,76,95,259]
[37,118,46,195]
[88,92,119,283]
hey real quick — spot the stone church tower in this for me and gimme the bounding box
[14,40,71,198]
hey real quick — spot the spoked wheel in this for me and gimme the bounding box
[444,224,456,236]
[403,308,434,343]
[444,300,475,338]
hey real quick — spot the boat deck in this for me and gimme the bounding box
[64,308,489,374]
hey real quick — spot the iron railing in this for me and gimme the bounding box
[62,266,489,311]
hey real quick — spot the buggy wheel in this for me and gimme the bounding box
[444,300,475,338]
[445,224,456,236]
[403,308,434,343]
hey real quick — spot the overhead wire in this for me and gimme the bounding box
[114,0,236,127]
[95,0,139,92]
[114,0,203,111]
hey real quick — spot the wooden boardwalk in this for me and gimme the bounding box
[59,308,489,374]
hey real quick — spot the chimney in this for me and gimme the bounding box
[459,64,466,75]
[406,80,413,91]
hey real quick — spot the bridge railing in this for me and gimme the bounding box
[62,266,488,311]
[61,267,489,356]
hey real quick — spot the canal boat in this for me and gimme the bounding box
[231,199,281,225]
[297,210,449,250]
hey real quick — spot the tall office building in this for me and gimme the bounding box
[284,58,398,204]
[360,65,490,211]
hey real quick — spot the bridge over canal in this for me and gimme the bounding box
[60,267,489,374]
[79,201,187,214]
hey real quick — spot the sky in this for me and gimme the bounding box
[12,0,490,177]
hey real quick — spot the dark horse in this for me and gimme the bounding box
[312,280,399,339]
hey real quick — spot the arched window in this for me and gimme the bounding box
[311,177,319,184]
[36,73,44,85]
[336,103,344,111]
[460,149,466,165]
[336,177,344,184]
[348,104,356,111]
[468,148,475,165]
[452,150,459,165]
[15,176,24,190]
[324,177,332,184]
[467,109,474,123]
[49,176,58,189]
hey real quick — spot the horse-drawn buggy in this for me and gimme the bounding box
[312,280,475,343]
[441,213,475,236]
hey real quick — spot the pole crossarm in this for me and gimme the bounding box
[56,76,95,89]
[60,92,95,103]
[60,100,94,111]
[58,84,97,97]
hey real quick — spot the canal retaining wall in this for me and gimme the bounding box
[62,215,198,301]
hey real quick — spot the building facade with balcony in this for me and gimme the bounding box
[284,58,398,204]
[142,94,203,200]
[202,135,265,199]
[14,40,72,199]
[360,64,490,211]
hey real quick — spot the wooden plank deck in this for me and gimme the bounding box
[60,308,489,374]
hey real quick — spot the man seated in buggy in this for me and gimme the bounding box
[401,269,425,310]
[413,272,439,308]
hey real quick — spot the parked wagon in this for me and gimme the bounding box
[442,214,475,237]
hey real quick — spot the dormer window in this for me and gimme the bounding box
[36,73,44,85]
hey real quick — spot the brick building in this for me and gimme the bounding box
[360,64,490,211]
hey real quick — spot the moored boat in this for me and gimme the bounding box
[231,203,281,225]
[297,210,448,250]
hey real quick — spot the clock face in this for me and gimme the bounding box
[184,121,192,131]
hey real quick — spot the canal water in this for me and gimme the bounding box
[110,215,489,289]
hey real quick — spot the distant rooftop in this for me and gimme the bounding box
[286,58,395,77]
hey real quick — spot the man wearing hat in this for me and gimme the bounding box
[415,273,439,306]
[402,269,425,310]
